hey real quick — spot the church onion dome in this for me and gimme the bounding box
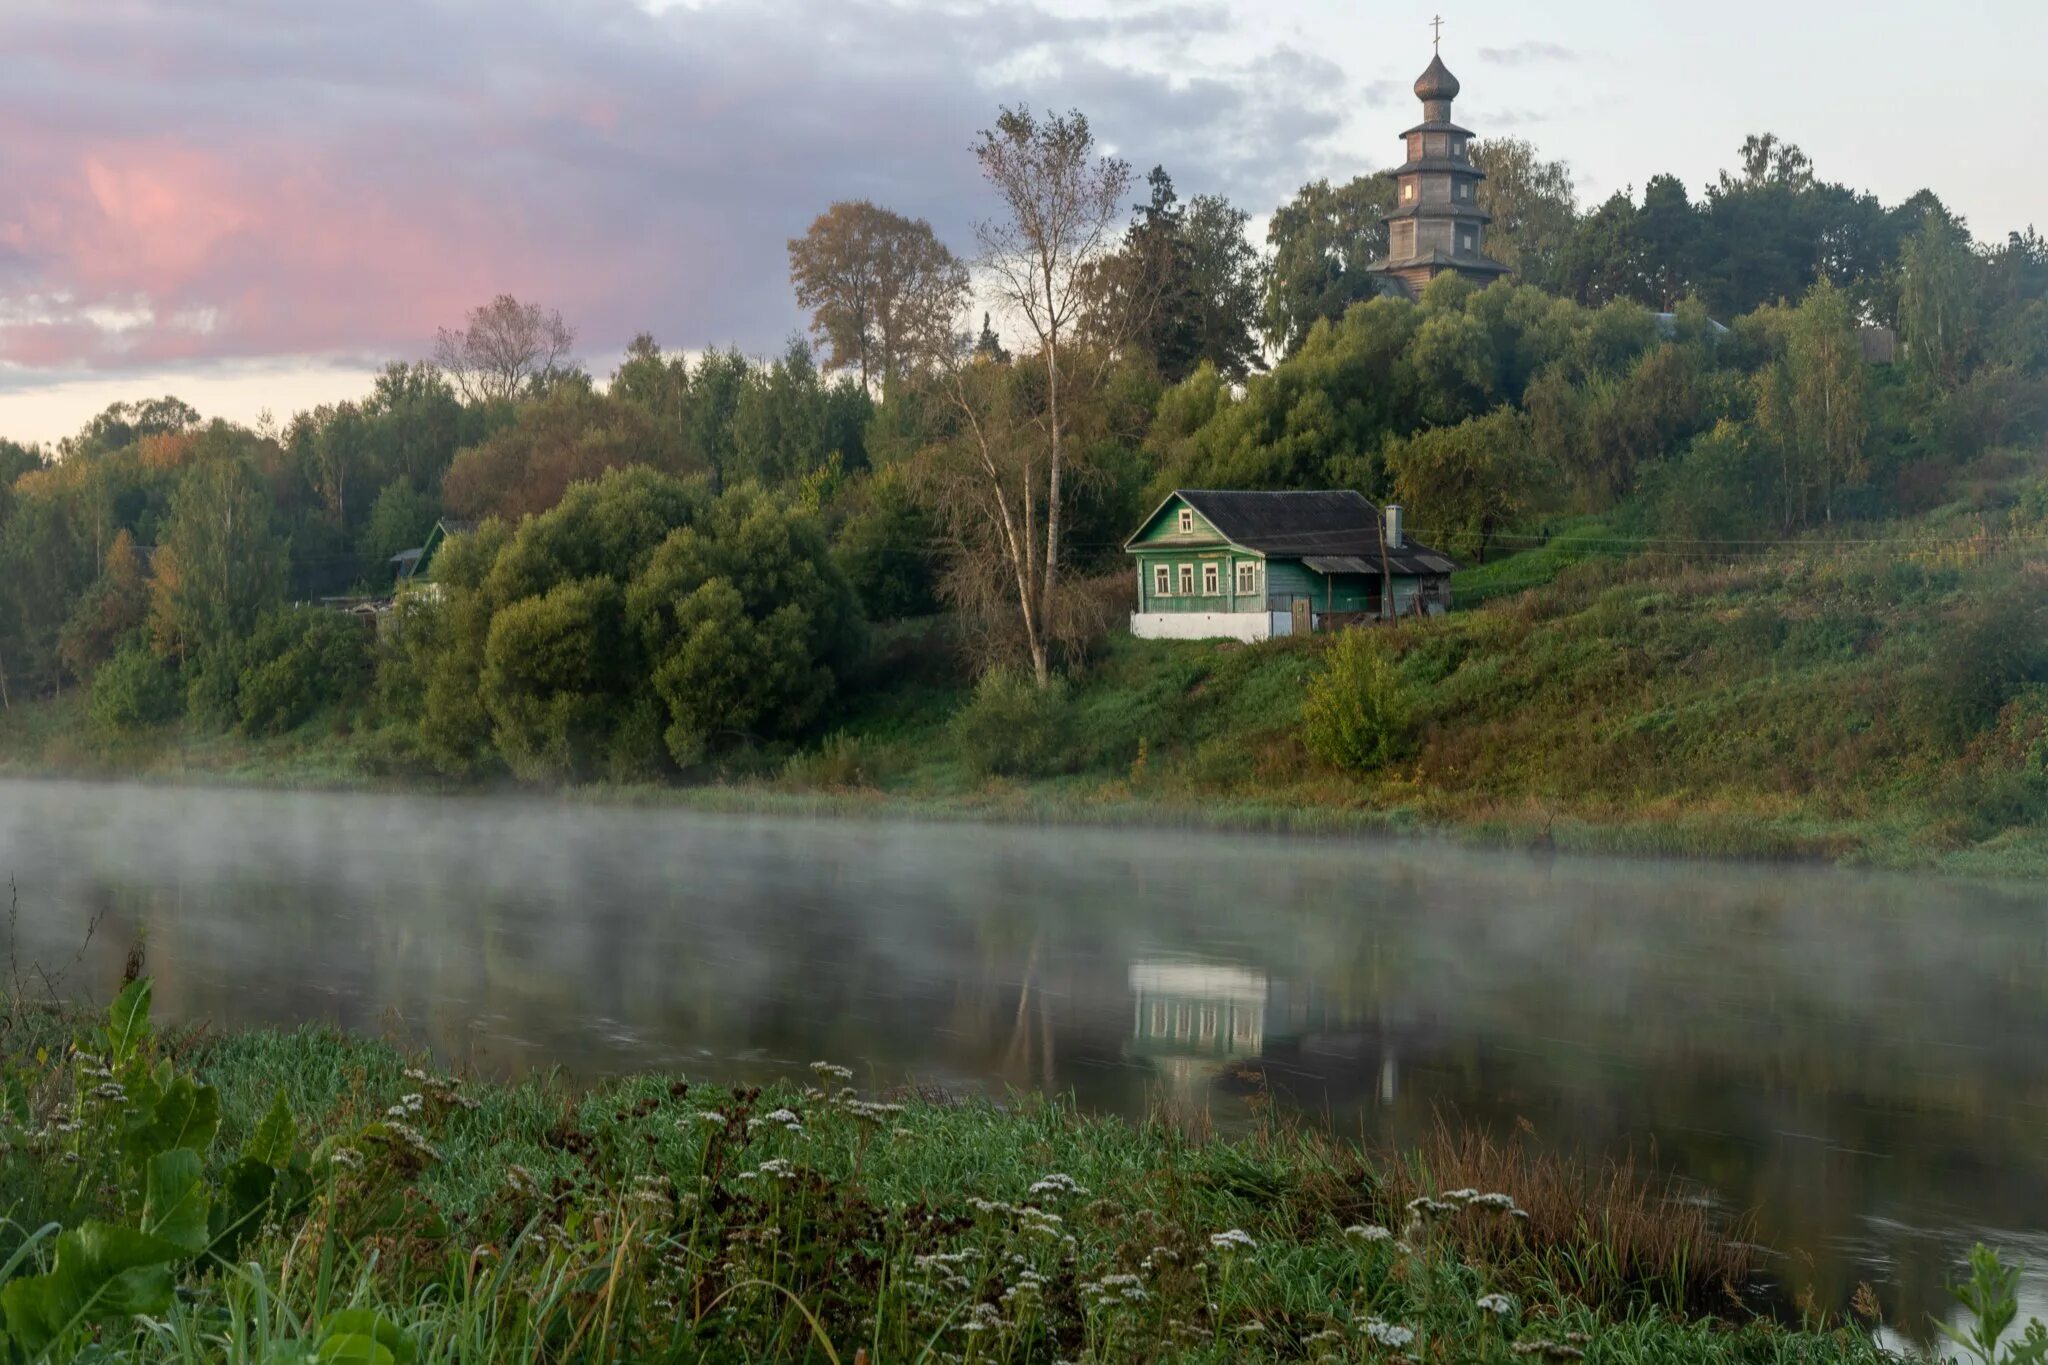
[1414,53,1460,102]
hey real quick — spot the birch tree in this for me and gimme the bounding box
[959,106,1131,686]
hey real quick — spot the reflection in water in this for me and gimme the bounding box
[2,778,2045,1346]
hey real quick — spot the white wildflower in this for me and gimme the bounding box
[1477,1292,1515,1316]
[1345,1223,1395,1243]
[1208,1228,1256,1252]
[1363,1319,1415,1348]
[809,1061,854,1082]
[1028,1173,1089,1199]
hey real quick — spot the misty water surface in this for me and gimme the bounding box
[2,777,2045,1341]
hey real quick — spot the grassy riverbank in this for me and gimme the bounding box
[5,500,2046,879]
[0,982,1905,1363]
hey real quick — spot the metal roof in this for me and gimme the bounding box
[1305,550,1459,577]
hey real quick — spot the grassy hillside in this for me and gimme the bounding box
[6,483,2045,876]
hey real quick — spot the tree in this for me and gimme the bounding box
[962,105,1132,686]
[788,201,968,393]
[1722,133,1815,193]
[1898,215,1981,390]
[1264,174,1396,355]
[629,487,863,764]
[441,382,678,522]
[58,529,151,680]
[1084,168,1264,383]
[432,295,577,404]
[1471,138,1578,291]
[1785,278,1869,523]
[148,447,289,663]
[1382,407,1544,563]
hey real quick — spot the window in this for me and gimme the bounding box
[1235,561,1259,595]
[1177,508,1194,534]
[1178,563,1195,596]
[1457,182,1469,200]
[1153,564,1171,597]
[1402,182,1415,201]
[1461,231,1474,252]
[1202,562,1220,596]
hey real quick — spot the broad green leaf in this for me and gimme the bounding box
[314,1336,395,1365]
[0,1223,183,1356]
[208,1158,280,1261]
[243,1089,298,1169]
[318,1309,416,1365]
[125,1075,221,1166]
[103,978,152,1064]
[141,1148,210,1254]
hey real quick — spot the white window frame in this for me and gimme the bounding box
[1178,563,1195,596]
[1202,562,1220,596]
[1402,181,1415,201]
[1236,562,1260,596]
[1177,508,1194,534]
[1153,563,1171,597]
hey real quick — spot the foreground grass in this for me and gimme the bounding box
[0,989,1900,1364]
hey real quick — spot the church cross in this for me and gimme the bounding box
[1431,14,1443,51]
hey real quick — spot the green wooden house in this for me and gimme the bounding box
[1123,490,1457,641]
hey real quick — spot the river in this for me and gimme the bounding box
[1,777,2043,1345]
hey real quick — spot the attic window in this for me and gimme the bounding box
[1177,508,1194,534]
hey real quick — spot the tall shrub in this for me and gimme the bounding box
[1302,630,1412,773]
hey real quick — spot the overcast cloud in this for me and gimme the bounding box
[0,0,1351,381]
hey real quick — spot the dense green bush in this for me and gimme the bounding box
[87,642,181,736]
[1302,630,1413,773]
[236,609,375,735]
[951,668,1072,778]
[1909,600,2048,749]
[374,468,863,780]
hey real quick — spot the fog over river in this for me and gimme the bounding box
[2,778,2044,1341]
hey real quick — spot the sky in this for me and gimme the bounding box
[2,0,2043,448]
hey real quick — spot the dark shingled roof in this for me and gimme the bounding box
[1164,490,1459,574]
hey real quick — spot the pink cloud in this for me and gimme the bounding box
[0,0,1343,380]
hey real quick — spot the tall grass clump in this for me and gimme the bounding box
[1302,630,1413,773]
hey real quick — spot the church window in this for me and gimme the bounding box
[1402,182,1415,201]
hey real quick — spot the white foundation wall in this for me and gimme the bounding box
[1129,612,1286,642]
